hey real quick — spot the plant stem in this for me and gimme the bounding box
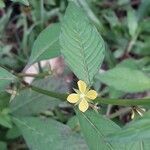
[30,85,67,100]
[30,85,150,106]
[96,98,150,106]
[107,107,132,119]
[17,71,51,78]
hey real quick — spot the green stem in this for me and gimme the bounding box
[96,98,150,106]
[107,107,132,119]
[30,85,150,106]
[30,85,67,100]
[17,71,51,78]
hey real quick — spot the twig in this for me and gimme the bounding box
[107,107,132,119]
[16,71,51,78]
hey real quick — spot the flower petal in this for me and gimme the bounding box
[79,99,89,112]
[86,90,97,100]
[77,80,87,93]
[67,93,79,103]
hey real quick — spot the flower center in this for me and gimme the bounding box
[80,93,85,99]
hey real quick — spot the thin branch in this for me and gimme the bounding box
[107,107,132,119]
[16,71,51,78]
[27,84,150,106]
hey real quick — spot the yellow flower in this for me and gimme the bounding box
[67,80,97,112]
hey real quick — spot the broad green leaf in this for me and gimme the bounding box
[29,23,60,65]
[76,110,125,150]
[127,8,138,37]
[108,111,150,143]
[0,0,5,8]
[96,67,150,93]
[60,2,105,86]
[10,76,68,116]
[76,110,149,150]
[0,141,7,150]
[13,117,88,150]
[0,67,16,91]
[11,0,29,6]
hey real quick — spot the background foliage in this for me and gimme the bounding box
[0,0,150,150]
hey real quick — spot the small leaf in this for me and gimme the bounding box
[127,8,138,37]
[76,0,104,32]
[0,92,10,109]
[0,67,16,92]
[0,115,12,128]
[96,67,150,93]
[0,109,12,128]
[11,0,29,6]
[29,23,60,65]
[13,117,88,150]
[6,126,21,139]
[137,0,150,21]
[60,2,105,86]
[0,0,5,8]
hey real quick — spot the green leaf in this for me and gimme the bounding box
[13,117,88,150]
[116,59,139,69]
[0,141,7,150]
[6,126,21,139]
[103,10,120,28]
[108,111,150,143]
[0,67,16,92]
[76,110,125,150]
[0,115,12,128]
[11,0,29,6]
[0,0,5,8]
[76,0,104,32]
[67,116,79,130]
[45,0,56,5]
[10,76,68,116]
[108,111,150,150]
[126,141,150,150]
[96,67,150,93]
[0,109,12,128]
[60,2,105,86]
[137,0,150,21]
[0,92,10,109]
[76,110,150,150]
[29,23,60,65]
[127,8,138,37]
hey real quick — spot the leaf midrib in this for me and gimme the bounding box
[73,23,91,85]
[81,112,114,150]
